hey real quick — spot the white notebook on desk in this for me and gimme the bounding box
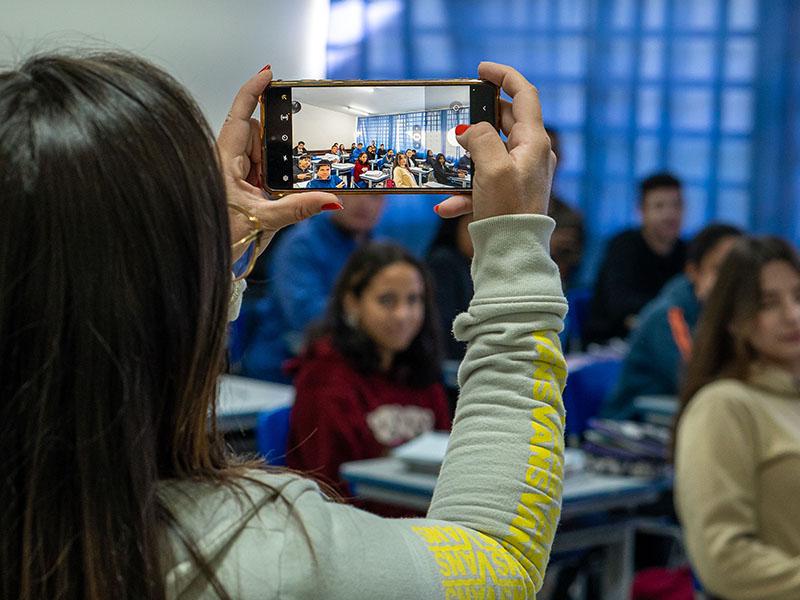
[392,431,586,477]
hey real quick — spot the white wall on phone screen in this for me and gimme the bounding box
[0,0,330,131]
[292,103,358,153]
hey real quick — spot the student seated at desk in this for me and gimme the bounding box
[404,148,417,168]
[349,142,364,163]
[307,160,346,189]
[458,150,471,170]
[586,172,687,345]
[425,149,435,166]
[377,148,395,169]
[376,143,386,158]
[392,154,416,188]
[352,151,370,188]
[603,223,742,419]
[674,236,800,600]
[365,144,376,161]
[431,152,458,185]
[293,140,306,155]
[286,242,451,500]
[293,154,313,183]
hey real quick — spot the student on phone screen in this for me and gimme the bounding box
[393,153,416,188]
[307,160,345,189]
[1,55,566,599]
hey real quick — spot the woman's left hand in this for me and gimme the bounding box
[217,66,341,259]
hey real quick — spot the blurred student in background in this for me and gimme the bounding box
[393,154,416,188]
[545,126,585,292]
[352,151,370,188]
[674,236,800,599]
[293,140,306,155]
[586,172,686,345]
[306,160,345,189]
[287,242,450,502]
[365,144,376,161]
[239,195,385,382]
[404,148,417,167]
[603,223,742,419]
[426,213,473,361]
[377,143,386,158]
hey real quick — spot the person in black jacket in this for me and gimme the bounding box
[585,172,686,345]
[431,153,457,185]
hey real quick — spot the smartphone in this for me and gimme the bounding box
[261,79,499,195]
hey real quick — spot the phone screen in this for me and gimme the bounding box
[262,81,497,193]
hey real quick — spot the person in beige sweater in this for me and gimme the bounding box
[392,153,418,188]
[674,236,800,600]
[1,53,565,599]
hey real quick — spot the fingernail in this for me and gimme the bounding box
[322,202,344,211]
[259,64,271,73]
[433,204,440,214]
[455,124,470,136]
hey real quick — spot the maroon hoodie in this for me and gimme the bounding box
[286,337,450,501]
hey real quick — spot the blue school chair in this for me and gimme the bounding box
[563,358,622,442]
[255,405,292,466]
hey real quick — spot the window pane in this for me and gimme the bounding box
[725,38,756,82]
[640,38,664,80]
[605,135,630,176]
[682,185,709,233]
[670,87,714,131]
[672,38,716,81]
[673,0,718,31]
[638,86,661,129]
[729,0,758,31]
[611,0,635,30]
[721,89,754,133]
[557,36,588,78]
[669,137,711,180]
[609,38,634,78]
[716,187,751,226]
[718,138,751,184]
[636,136,661,176]
[643,0,666,30]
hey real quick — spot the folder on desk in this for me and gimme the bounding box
[392,431,449,474]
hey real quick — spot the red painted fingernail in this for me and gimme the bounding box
[259,64,271,73]
[322,202,344,211]
[455,124,470,136]
[433,204,440,214]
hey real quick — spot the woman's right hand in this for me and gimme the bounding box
[434,62,556,222]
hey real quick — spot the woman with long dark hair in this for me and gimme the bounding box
[287,242,449,497]
[674,236,800,599]
[1,55,566,599]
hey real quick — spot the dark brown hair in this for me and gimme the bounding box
[0,52,248,599]
[307,242,442,387]
[673,236,800,453]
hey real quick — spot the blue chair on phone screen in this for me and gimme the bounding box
[255,405,292,466]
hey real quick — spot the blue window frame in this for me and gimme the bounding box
[327,0,800,258]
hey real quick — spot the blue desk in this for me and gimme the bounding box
[216,375,294,432]
[341,455,671,600]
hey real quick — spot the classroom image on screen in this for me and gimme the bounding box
[289,85,472,190]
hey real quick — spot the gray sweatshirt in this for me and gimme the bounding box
[159,214,568,599]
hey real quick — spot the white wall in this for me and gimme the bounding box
[0,0,329,131]
[293,103,358,152]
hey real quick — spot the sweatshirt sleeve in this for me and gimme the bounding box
[674,387,800,599]
[277,214,568,599]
